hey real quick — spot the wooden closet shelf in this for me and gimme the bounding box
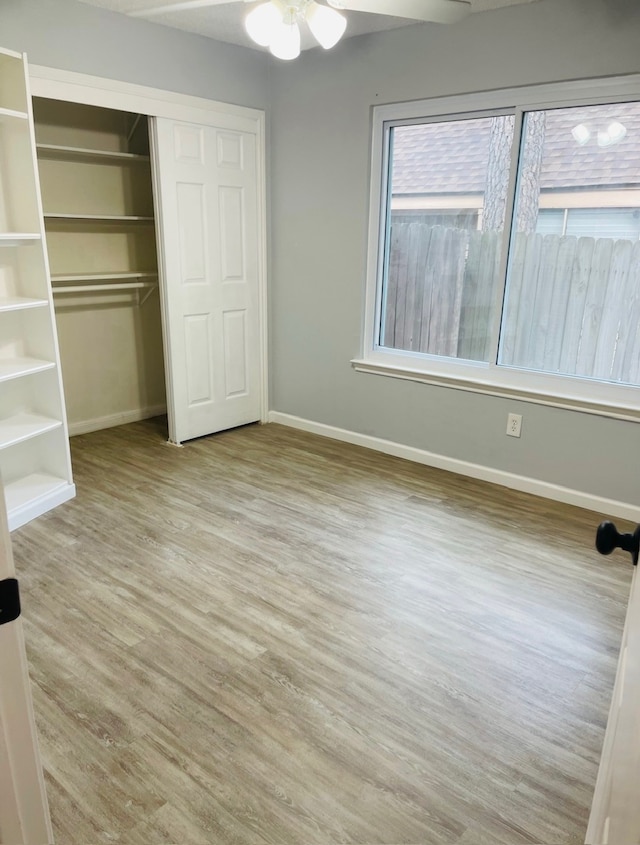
[0,296,48,312]
[0,413,62,450]
[53,281,155,293]
[51,272,157,283]
[37,143,150,163]
[44,213,154,223]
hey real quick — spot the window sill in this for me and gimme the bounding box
[351,357,640,424]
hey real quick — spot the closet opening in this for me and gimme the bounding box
[32,98,168,440]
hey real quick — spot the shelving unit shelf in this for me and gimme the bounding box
[0,297,48,312]
[0,357,56,383]
[0,48,75,530]
[0,413,62,450]
[0,233,41,246]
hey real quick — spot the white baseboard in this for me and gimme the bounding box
[69,405,167,437]
[8,483,76,532]
[268,411,640,522]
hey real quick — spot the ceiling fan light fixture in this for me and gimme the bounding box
[306,1,346,49]
[269,19,301,59]
[245,1,282,47]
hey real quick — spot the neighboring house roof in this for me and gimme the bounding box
[391,102,640,196]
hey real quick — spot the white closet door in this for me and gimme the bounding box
[0,481,52,845]
[151,118,262,444]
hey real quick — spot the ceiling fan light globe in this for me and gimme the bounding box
[245,1,282,47]
[597,129,613,148]
[306,1,347,49]
[269,20,301,59]
[571,123,590,146]
[608,121,627,144]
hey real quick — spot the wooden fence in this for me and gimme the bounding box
[383,222,640,385]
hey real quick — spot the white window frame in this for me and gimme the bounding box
[353,75,640,423]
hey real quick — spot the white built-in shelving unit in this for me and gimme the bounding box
[0,48,75,529]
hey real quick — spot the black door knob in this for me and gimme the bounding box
[596,521,640,566]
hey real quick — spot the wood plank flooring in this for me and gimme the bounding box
[10,418,633,845]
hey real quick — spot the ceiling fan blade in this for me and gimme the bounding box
[327,0,471,24]
[128,0,248,18]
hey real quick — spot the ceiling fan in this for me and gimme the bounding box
[128,0,471,60]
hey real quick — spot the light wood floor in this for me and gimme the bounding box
[11,419,633,845]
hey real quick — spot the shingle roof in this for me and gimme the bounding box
[391,102,640,195]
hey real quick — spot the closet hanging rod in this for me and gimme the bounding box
[52,281,156,294]
[52,281,157,307]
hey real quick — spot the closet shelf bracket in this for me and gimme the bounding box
[127,113,143,144]
[138,284,157,306]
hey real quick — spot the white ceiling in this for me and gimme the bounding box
[77,0,544,53]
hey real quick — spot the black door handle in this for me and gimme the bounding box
[596,521,640,566]
[0,578,21,625]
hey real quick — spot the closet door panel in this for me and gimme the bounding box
[152,118,262,444]
[176,182,207,282]
[184,313,213,405]
[223,309,248,398]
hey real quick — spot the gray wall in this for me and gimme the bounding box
[0,0,270,109]
[269,0,640,507]
[1,0,639,506]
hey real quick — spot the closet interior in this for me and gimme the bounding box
[32,98,167,438]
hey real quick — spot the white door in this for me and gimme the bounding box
[0,480,53,845]
[151,118,263,445]
[586,560,640,844]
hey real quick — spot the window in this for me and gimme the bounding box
[359,79,640,419]
[382,115,514,362]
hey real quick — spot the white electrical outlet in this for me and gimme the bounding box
[506,413,522,437]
